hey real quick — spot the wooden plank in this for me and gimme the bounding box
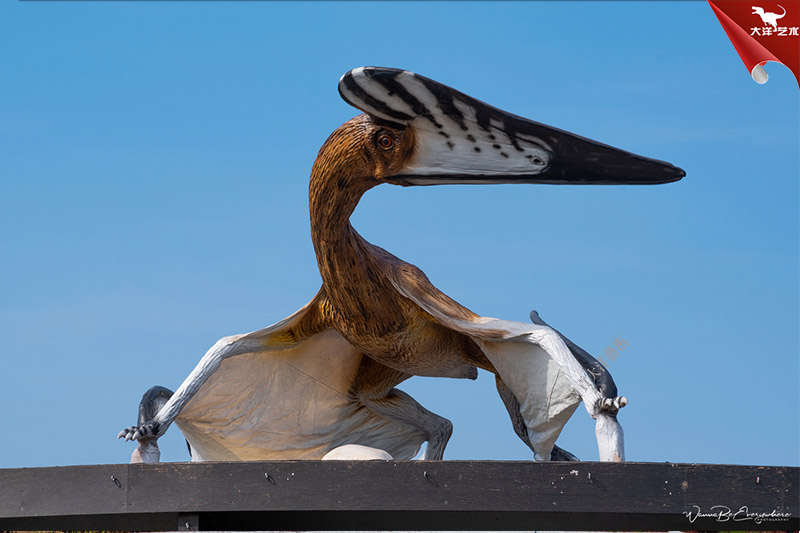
[0,463,128,517]
[0,461,797,531]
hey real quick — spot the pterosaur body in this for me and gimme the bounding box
[119,68,684,462]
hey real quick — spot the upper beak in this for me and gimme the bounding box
[338,67,685,187]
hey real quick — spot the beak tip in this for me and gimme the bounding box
[670,165,686,182]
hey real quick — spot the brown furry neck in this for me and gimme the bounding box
[308,117,401,329]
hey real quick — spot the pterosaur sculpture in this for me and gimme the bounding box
[119,67,684,463]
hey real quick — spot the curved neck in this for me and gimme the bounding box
[308,117,378,248]
[308,131,379,290]
[309,169,367,247]
[309,161,409,341]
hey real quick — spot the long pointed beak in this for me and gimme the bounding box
[338,67,685,187]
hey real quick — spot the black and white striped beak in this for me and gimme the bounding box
[338,67,685,186]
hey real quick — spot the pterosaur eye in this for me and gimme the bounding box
[376,131,394,150]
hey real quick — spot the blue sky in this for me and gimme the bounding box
[0,1,797,468]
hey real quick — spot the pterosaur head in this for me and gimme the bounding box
[338,67,685,186]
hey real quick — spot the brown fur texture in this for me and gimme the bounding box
[307,114,494,380]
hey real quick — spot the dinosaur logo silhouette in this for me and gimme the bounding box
[752,4,787,29]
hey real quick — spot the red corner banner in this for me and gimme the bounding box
[708,1,800,87]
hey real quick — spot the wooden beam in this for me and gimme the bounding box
[0,461,797,531]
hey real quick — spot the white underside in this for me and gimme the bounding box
[176,330,426,461]
[170,318,583,462]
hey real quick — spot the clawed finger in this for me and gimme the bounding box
[598,396,628,413]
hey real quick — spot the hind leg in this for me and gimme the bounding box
[353,356,453,460]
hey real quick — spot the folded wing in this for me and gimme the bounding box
[173,293,426,461]
[380,257,621,461]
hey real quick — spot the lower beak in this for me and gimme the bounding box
[389,120,685,187]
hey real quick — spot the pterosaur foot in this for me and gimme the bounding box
[550,445,580,462]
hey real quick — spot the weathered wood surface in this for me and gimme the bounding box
[0,461,797,531]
